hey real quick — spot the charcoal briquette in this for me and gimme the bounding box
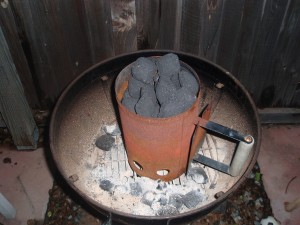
[168,194,184,209]
[158,195,168,206]
[179,70,199,95]
[141,191,156,206]
[158,87,196,118]
[99,180,114,192]
[156,205,179,216]
[156,53,180,78]
[132,57,157,84]
[122,90,138,113]
[95,134,115,151]
[155,78,177,105]
[128,76,145,99]
[170,73,181,89]
[130,182,143,196]
[135,85,160,117]
[182,190,205,209]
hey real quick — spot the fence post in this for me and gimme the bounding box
[0,27,38,150]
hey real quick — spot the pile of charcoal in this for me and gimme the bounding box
[122,53,199,118]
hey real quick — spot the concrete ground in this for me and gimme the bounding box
[258,125,300,225]
[0,125,299,225]
[0,144,53,225]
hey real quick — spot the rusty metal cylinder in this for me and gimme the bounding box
[115,59,201,181]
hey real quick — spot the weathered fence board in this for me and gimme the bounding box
[180,0,204,55]
[232,0,264,87]
[136,0,160,49]
[216,0,245,71]
[196,0,224,61]
[110,0,137,54]
[0,2,39,107]
[157,0,182,50]
[1,0,299,108]
[267,0,300,106]
[247,0,290,107]
[0,27,38,149]
[82,0,115,63]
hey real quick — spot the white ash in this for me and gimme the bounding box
[83,122,237,216]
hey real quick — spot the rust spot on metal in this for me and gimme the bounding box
[116,80,128,102]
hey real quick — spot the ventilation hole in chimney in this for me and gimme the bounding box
[156,169,169,176]
[133,161,143,170]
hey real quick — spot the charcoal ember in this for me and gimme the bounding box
[135,85,160,117]
[130,182,143,196]
[170,73,181,89]
[99,180,114,192]
[182,190,205,209]
[155,78,177,105]
[168,194,184,209]
[158,87,196,118]
[156,53,180,78]
[132,57,157,84]
[95,134,115,151]
[122,90,138,113]
[179,70,199,95]
[187,167,208,184]
[128,76,145,99]
[156,205,179,216]
[141,191,156,206]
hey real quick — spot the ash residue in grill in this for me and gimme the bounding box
[83,122,241,217]
[121,53,199,118]
[187,167,209,184]
[103,122,121,136]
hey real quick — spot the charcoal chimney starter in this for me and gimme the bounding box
[115,58,202,181]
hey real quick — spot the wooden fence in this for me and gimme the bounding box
[1,0,300,108]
